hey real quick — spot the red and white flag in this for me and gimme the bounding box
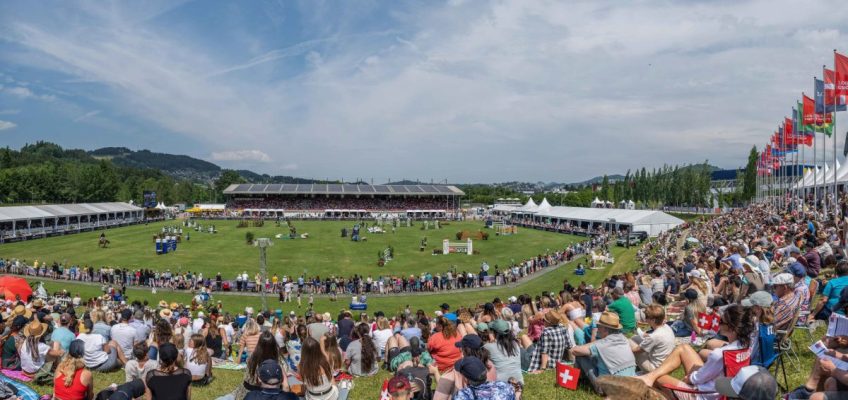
[697,312,717,332]
[556,361,580,390]
[379,379,390,400]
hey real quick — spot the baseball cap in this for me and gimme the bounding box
[788,262,806,278]
[387,375,411,394]
[489,319,510,334]
[475,322,490,333]
[688,269,702,279]
[455,334,483,350]
[439,303,450,310]
[715,366,777,400]
[454,356,487,382]
[772,273,794,286]
[258,359,283,385]
[741,291,774,308]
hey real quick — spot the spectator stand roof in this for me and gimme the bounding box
[223,183,465,196]
[0,202,142,223]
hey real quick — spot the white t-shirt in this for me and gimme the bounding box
[636,324,675,370]
[371,329,393,353]
[183,348,207,377]
[192,318,204,332]
[111,323,137,360]
[690,340,744,393]
[20,341,49,374]
[77,332,109,367]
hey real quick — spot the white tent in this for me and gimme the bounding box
[516,198,538,212]
[536,198,552,214]
[515,206,683,237]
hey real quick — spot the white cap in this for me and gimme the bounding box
[688,270,702,279]
[197,312,205,318]
[772,273,794,286]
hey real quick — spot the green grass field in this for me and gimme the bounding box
[1,220,579,279]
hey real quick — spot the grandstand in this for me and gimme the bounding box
[0,202,144,242]
[223,183,464,218]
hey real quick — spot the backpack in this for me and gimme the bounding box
[397,365,432,400]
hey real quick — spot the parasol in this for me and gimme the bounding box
[0,276,32,302]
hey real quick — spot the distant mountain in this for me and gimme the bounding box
[234,170,329,184]
[568,174,627,187]
[90,147,221,181]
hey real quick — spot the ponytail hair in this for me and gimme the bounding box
[722,304,756,348]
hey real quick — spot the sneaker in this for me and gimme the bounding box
[786,385,813,399]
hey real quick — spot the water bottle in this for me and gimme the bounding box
[690,330,697,344]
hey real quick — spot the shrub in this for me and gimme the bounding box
[245,231,255,244]
[456,231,463,241]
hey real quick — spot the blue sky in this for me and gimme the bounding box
[1,0,848,183]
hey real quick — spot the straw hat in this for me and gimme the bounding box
[169,302,179,310]
[158,300,168,308]
[544,310,563,325]
[6,305,31,322]
[597,311,623,330]
[23,320,47,339]
[159,309,173,319]
[31,299,44,309]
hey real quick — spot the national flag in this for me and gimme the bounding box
[697,312,718,332]
[784,117,793,137]
[836,51,848,100]
[824,68,847,110]
[379,379,390,400]
[803,94,833,128]
[556,362,580,390]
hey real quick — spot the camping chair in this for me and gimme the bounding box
[793,309,815,342]
[661,348,751,400]
[769,321,797,394]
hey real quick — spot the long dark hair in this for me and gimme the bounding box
[299,337,332,386]
[247,331,279,378]
[495,329,518,357]
[353,323,376,372]
[154,319,173,345]
[721,304,756,348]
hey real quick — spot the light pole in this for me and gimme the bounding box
[254,238,273,312]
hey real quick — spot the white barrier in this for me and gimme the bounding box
[443,238,473,255]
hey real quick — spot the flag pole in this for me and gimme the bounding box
[831,55,840,220]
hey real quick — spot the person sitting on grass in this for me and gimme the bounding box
[635,304,756,397]
[345,324,379,377]
[385,375,414,400]
[570,311,636,394]
[524,310,571,374]
[54,339,93,400]
[452,356,515,400]
[76,319,126,374]
[184,334,213,386]
[298,337,339,400]
[426,317,462,373]
[670,289,704,337]
[244,359,297,400]
[20,319,63,377]
[234,331,293,400]
[144,343,192,400]
[125,342,157,383]
[629,304,675,372]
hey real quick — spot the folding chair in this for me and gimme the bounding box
[662,348,751,400]
[793,310,814,343]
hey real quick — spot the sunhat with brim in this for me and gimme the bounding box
[23,320,47,339]
[6,305,31,322]
[543,310,562,325]
[597,311,623,330]
[158,300,168,308]
[159,309,173,319]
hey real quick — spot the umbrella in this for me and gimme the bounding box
[686,237,700,243]
[0,276,33,302]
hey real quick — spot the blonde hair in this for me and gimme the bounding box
[376,318,391,330]
[644,304,666,325]
[243,318,260,337]
[56,353,85,387]
[173,333,185,351]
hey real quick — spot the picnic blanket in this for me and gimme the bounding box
[0,374,39,400]
[212,361,245,370]
[0,369,31,382]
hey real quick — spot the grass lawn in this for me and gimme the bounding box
[0,220,579,279]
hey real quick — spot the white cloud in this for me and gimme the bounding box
[211,150,272,162]
[0,120,17,131]
[3,1,848,181]
[73,110,101,122]
[4,86,56,101]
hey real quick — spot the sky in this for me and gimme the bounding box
[1,0,848,183]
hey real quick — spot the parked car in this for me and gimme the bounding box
[616,233,643,246]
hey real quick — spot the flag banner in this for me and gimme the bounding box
[836,51,848,99]
[825,68,847,110]
[804,94,832,127]
[784,117,793,136]
[556,361,580,390]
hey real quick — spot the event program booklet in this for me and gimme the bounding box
[827,313,848,337]
[809,340,848,370]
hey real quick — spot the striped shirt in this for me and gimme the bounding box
[772,292,799,331]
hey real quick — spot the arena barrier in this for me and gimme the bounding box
[442,238,473,255]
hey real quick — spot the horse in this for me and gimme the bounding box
[98,237,111,248]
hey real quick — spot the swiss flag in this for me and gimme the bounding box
[379,379,390,400]
[556,362,580,390]
[697,312,717,332]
